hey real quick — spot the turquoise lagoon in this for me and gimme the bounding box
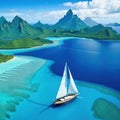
[0,56,45,120]
[0,37,120,120]
[8,61,120,120]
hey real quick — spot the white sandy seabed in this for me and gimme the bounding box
[0,56,45,120]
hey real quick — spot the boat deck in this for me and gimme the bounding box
[54,94,77,105]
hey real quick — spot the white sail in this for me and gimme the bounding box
[56,63,67,99]
[68,67,79,94]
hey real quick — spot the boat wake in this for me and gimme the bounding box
[27,99,53,114]
[27,96,83,115]
[27,99,49,107]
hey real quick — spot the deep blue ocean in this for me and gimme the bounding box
[16,38,120,91]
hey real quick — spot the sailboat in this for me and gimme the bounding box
[53,63,79,105]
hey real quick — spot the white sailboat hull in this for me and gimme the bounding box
[54,94,78,105]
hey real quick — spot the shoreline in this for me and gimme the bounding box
[0,56,15,64]
[0,36,120,54]
[1,36,120,55]
[0,36,70,55]
[0,40,59,55]
[7,56,16,62]
[0,37,101,54]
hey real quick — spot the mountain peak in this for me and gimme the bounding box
[66,9,73,17]
[84,17,98,27]
[96,24,104,28]
[12,16,24,23]
[33,21,43,28]
[84,17,92,21]
[14,15,22,19]
[0,16,6,21]
[55,9,88,30]
[0,16,7,26]
[36,21,42,25]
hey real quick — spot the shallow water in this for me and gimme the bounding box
[0,56,45,120]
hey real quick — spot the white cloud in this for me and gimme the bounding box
[90,0,120,12]
[35,10,66,24]
[63,0,120,23]
[0,0,120,25]
[63,0,120,13]
[0,10,66,24]
[0,10,24,22]
[63,1,88,9]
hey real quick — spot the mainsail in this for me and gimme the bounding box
[55,63,78,100]
[56,63,67,99]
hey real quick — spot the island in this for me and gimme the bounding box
[0,38,53,49]
[0,54,14,63]
[0,9,120,49]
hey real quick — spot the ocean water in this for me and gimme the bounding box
[0,37,120,120]
[9,61,120,120]
[16,38,120,91]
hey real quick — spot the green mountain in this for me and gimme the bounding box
[80,24,105,34]
[0,16,10,33]
[11,16,39,35]
[0,16,40,39]
[0,12,120,43]
[0,21,10,32]
[93,28,119,39]
[53,9,88,30]
[33,9,88,31]
[78,24,120,39]
[0,16,7,26]
[33,21,50,29]
[84,17,98,27]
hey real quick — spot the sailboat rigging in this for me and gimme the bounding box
[53,63,79,105]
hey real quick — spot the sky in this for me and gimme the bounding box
[0,0,120,24]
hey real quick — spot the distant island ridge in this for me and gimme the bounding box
[0,9,120,51]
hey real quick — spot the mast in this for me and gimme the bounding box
[56,63,67,99]
[68,67,79,94]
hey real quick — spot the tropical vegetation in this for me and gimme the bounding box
[0,54,14,63]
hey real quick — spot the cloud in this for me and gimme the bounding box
[0,9,66,24]
[90,0,120,11]
[0,10,24,21]
[0,0,120,25]
[63,0,120,23]
[63,1,88,9]
[63,0,120,13]
[35,10,66,24]
[23,10,66,24]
